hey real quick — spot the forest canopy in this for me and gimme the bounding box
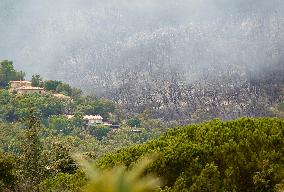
[97,118,284,192]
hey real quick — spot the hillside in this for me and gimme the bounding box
[0,60,284,192]
[1,1,284,191]
[1,1,284,123]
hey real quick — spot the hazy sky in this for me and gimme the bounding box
[0,0,283,90]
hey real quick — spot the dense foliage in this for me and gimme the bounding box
[0,60,25,88]
[0,60,283,191]
[0,89,117,123]
[0,152,17,190]
[97,118,284,192]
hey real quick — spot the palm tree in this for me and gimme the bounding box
[75,154,161,192]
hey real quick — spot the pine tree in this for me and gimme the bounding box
[20,106,43,191]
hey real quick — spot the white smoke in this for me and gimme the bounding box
[0,0,283,92]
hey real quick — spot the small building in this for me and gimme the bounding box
[83,115,103,126]
[10,81,32,89]
[9,81,33,93]
[15,86,44,94]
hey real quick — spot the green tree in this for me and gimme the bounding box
[56,83,72,96]
[90,125,111,140]
[72,112,86,128]
[31,74,43,87]
[38,170,86,192]
[43,80,82,97]
[76,99,116,119]
[15,94,65,121]
[0,60,25,88]
[20,107,43,191]
[0,90,17,122]
[189,163,221,192]
[0,122,23,154]
[44,142,77,174]
[43,80,62,92]
[49,115,72,135]
[127,117,141,128]
[0,152,17,191]
[98,118,284,191]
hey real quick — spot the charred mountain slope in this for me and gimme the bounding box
[92,17,284,123]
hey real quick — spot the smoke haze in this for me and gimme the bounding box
[0,0,284,93]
